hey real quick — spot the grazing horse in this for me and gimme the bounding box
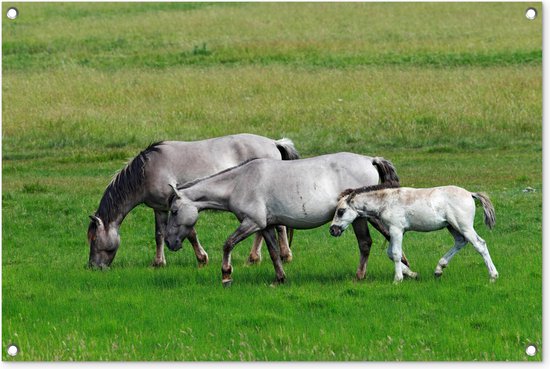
[329,182,498,283]
[87,134,299,268]
[165,153,410,285]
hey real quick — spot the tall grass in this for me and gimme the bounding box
[3,65,542,157]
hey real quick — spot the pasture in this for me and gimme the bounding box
[2,2,542,361]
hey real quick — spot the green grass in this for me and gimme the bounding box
[2,2,542,361]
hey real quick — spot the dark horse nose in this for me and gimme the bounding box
[165,238,182,251]
[329,225,343,237]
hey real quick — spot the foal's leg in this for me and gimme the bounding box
[386,244,417,280]
[434,226,468,277]
[262,226,286,284]
[385,228,418,282]
[222,218,261,286]
[247,233,263,264]
[369,217,412,268]
[277,225,293,263]
[152,210,167,267]
[351,218,373,280]
[463,229,499,282]
[187,227,209,267]
[388,228,405,283]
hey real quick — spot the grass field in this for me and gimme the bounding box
[2,2,542,361]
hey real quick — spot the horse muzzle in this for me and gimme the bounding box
[165,238,182,252]
[88,249,116,269]
[329,225,343,237]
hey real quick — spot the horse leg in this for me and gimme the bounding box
[390,229,403,283]
[247,233,263,265]
[276,225,293,263]
[222,219,261,286]
[386,245,417,280]
[387,228,406,283]
[380,225,417,280]
[187,227,209,268]
[152,210,167,267]
[262,226,286,284]
[462,228,499,282]
[434,226,468,277]
[351,218,372,280]
[369,217,411,268]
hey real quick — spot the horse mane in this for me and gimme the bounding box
[167,158,259,205]
[175,158,259,191]
[166,158,259,205]
[338,181,400,201]
[95,141,164,223]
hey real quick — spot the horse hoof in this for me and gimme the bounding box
[152,259,166,268]
[222,279,233,288]
[197,258,208,268]
[246,256,261,265]
[197,254,209,268]
[408,272,418,280]
[281,254,293,263]
[270,278,286,287]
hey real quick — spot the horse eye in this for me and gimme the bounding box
[171,210,178,216]
[337,208,346,217]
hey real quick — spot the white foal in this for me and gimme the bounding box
[329,183,498,283]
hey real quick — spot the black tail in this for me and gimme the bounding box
[275,138,300,160]
[372,157,400,184]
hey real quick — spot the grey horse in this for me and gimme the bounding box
[87,134,299,268]
[165,153,410,285]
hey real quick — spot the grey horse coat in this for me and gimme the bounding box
[87,134,299,268]
[166,153,406,284]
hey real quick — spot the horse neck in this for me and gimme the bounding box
[96,178,146,228]
[181,175,234,211]
[354,193,387,217]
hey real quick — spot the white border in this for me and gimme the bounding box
[0,0,545,368]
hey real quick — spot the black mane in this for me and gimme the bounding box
[94,141,164,223]
[338,181,400,201]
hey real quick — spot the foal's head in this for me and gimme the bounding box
[329,192,360,237]
[87,216,120,268]
[165,184,200,251]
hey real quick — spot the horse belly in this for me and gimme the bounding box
[274,212,332,229]
[404,206,448,232]
[269,195,334,229]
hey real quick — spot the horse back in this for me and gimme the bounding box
[142,135,282,208]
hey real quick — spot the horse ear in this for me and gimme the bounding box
[89,215,104,228]
[169,183,182,199]
[338,189,354,201]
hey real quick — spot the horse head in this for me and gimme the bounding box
[329,194,359,237]
[87,215,120,268]
[165,184,199,251]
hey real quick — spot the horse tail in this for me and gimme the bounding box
[275,138,300,160]
[275,138,299,246]
[472,192,496,229]
[372,157,400,185]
